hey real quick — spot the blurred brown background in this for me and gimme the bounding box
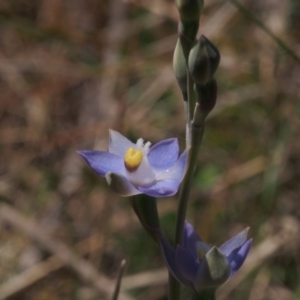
[0,0,299,299]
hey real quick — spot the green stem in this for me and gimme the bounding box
[192,289,216,300]
[175,123,204,245]
[230,0,300,63]
[130,195,160,242]
[169,68,202,300]
[169,66,205,300]
[168,272,181,300]
[168,76,204,300]
[186,72,196,147]
[175,71,204,246]
[169,10,203,298]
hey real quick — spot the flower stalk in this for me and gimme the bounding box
[192,289,216,300]
[170,2,222,299]
[130,194,160,242]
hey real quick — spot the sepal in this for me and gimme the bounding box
[198,247,231,288]
[173,39,188,101]
[105,172,140,196]
[176,0,204,23]
[193,80,217,124]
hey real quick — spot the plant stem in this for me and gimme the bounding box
[129,195,160,242]
[169,68,201,300]
[192,289,216,300]
[186,72,195,147]
[175,71,204,246]
[168,272,181,300]
[169,68,205,300]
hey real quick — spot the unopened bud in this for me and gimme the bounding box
[188,35,220,86]
[193,80,217,123]
[173,39,188,101]
[178,22,194,59]
[196,247,230,290]
[176,0,204,22]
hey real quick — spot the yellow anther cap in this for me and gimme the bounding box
[124,148,143,171]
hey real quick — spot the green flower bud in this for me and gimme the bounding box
[197,246,231,290]
[178,22,194,59]
[179,20,199,42]
[193,80,217,123]
[188,35,220,86]
[176,0,204,22]
[173,39,188,101]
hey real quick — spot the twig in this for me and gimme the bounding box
[248,268,270,300]
[112,260,127,300]
[0,234,103,299]
[122,268,168,290]
[210,156,268,195]
[0,204,133,300]
[230,0,300,63]
[122,0,178,21]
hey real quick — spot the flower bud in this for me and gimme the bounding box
[157,221,252,294]
[188,35,220,86]
[176,0,204,22]
[178,20,199,42]
[177,22,194,60]
[195,247,231,291]
[193,80,217,123]
[173,39,188,101]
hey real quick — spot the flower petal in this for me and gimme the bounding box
[195,241,211,256]
[78,150,126,177]
[183,221,202,260]
[220,228,249,256]
[138,179,180,197]
[148,138,179,171]
[156,148,188,181]
[227,239,252,276]
[176,245,199,282]
[125,157,156,186]
[157,232,195,290]
[109,129,135,157]
[106,172,141,196]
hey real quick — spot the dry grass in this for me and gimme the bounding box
[0,0,299,299]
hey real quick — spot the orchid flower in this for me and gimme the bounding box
[158,221,252,292]
[78,130,188,197]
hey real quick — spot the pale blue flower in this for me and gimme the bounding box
[78,130,188,197]
[158,221,252,291]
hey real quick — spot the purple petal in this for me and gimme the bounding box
[105,172,141,196]
[220,228,249,256]
[148,138,179,171]
[156,149,188,182]
[227,239,252,276]
[183,221,202,260]
[78,150,126,177]
[138,179,180,197]
[157,232,194,290]
[176,245,199,282]
[109,130,135,157]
